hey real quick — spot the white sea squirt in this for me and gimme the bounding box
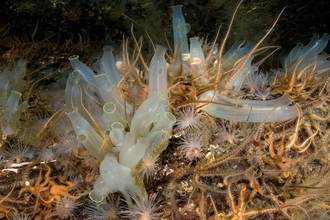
[172,5,190,56]
[198,90,299,122]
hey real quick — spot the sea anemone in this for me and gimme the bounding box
[215,122,241,144]
[39,147,57,161]
[120,194,163,220]
[178,133,203,160]
[53,196,80,218]
[56,132,80,155]
[86,196,121,220]
[138,153,158,182]
[175,104,203,130]
[241,72,268,93]
[11,213,30,220]
[254,87,273,101]
[54,117,74,137]
[5,142,35,164]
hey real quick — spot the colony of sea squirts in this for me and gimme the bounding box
[0,0,330,219]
